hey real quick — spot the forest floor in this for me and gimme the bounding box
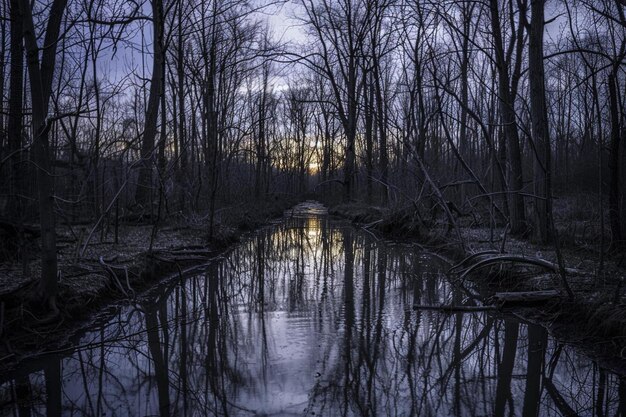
[0,196,296,370]
[329,200,626,374]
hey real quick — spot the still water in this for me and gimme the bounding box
[1,203,624,416]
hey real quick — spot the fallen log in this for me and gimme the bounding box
[487,290,561,307]
[150,254,211,263]
[413,304,497,312]
[167,249,213,257]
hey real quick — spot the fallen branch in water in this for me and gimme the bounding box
[413,304,497,312]
[151,255,210,263]
[148,247,216,262]
[414,291,562,313]
[487,290,561,307]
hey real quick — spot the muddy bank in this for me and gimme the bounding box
[0,197,297,370]
[329,202,626,374]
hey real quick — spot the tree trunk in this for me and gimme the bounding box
[0,4,6,160]
[528,0,552,244]
[489,0,527,235]
[608,70,623,249]
[344,54,357,202]
[7,0,23,222]
[364,71,374,204]
[18,0,68,306]
[206,15,219,239]
[176,0,187,211]
[458,1,474,209]
[255,61,269,200]
[373,55,389,206]
[135,0,165,209]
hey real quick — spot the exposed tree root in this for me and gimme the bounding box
[99,256,135,298]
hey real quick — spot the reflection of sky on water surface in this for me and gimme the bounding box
[0,209,624,416]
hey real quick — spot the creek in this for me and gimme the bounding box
[1,202,624,416]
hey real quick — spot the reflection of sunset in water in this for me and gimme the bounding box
[305,216,321,240]
[1,203,624,416]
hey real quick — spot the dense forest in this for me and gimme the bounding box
[0,0,625,354]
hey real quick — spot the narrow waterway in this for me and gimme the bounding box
[1,202,624,416]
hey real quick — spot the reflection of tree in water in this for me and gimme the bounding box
[1,216,626,416]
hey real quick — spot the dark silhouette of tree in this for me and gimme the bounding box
[18,0,68,308]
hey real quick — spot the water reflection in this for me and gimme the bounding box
[1,214,625,416]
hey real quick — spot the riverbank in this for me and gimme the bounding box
[329,201,626,373]
[0,197,297,370]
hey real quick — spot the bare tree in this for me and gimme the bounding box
[489,0,527,235]
[18,0,68,307]
[527,0,552,243]
[299,0,371,201]
[7,0,23,222]
[135,0,165,210]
